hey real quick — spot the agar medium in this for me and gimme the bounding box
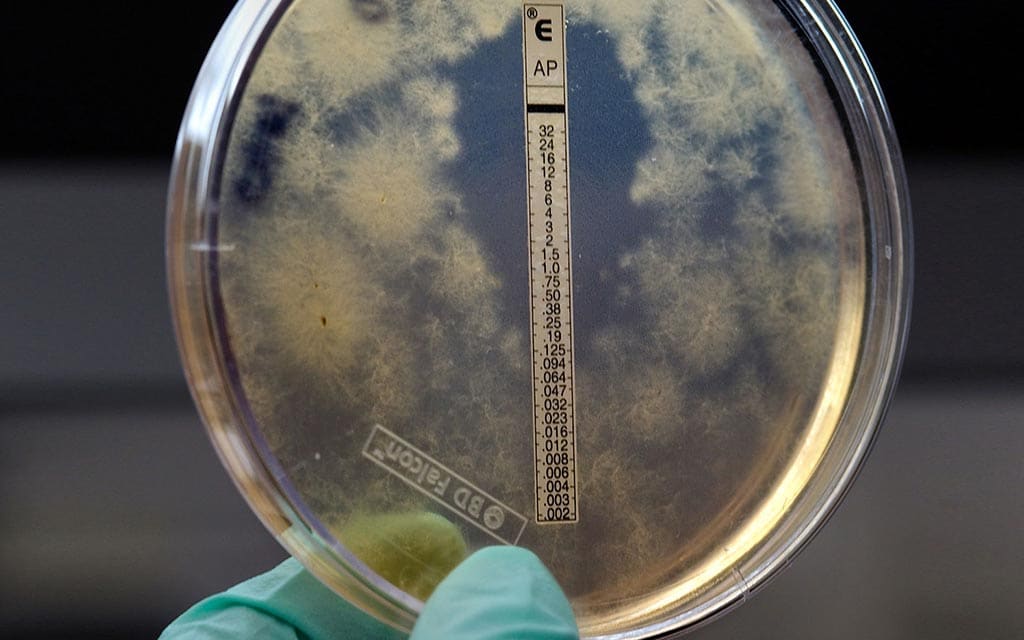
[167,1,911,637]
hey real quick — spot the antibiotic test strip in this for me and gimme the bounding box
[523,2,578,524]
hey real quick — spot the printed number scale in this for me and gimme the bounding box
[523,3,578,524]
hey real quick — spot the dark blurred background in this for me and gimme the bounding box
[1,1,1021,638]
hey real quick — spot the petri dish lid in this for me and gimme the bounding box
[167,0,911,637]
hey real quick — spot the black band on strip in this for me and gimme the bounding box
[527,103,566,113]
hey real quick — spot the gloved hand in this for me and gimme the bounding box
[411,546,578,639]
[160,517,578,639]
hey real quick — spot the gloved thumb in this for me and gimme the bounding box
[410,546,579,640]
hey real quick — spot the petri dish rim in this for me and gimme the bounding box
[166,0,912,637]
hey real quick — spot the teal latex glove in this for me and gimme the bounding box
[160,546,578,639]
[411,546,578,639]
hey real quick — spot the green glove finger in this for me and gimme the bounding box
[159,556,401,640]
[161,511,468,639]
[410,546,579,640]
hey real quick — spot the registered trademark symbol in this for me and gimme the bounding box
[526,7,538,20]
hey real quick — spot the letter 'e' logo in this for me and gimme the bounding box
[535,19,553,42]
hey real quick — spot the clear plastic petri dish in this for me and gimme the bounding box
[167,0,911,637]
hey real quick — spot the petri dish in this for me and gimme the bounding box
[167,0,911,637]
